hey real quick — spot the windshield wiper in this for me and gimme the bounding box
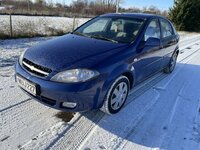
[72,32,91,38]
[73,32,118,43]
[91,35,118,43]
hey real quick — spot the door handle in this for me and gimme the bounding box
[169,39,176,44]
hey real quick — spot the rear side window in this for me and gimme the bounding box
[144,19,161,41]
[160,19,174,38]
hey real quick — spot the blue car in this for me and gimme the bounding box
[15,13,179,114]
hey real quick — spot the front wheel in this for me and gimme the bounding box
[164,53,178,74]
[100,76,130,115]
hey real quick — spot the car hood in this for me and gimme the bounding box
[24,34,129,72]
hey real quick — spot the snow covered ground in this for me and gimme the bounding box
[0,15,90,36]
[1,32,200,150]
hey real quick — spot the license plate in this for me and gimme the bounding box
[16,75,37,96]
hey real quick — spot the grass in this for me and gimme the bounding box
[0,31,67,39]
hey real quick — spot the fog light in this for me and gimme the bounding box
[62,102,77,108]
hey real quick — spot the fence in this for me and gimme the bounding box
[0,15,90,39]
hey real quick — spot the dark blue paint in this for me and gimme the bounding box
[15,13,179,112]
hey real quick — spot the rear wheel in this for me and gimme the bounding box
[100,76,130,115]
[164,53,178,73]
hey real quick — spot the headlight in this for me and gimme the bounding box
[51,69,99,83]
[19,51,26,66]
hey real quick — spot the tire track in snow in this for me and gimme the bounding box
[0,98,31,113]
[113,89,161,150]
[78,86,161,150]
[179,34,200,49]
[49,111,104,150]
[0,100,60,149]
[155,43,200,90]
[158,52,200,150]
[118,82,186,149]
[155,86,185,149]
[21,113,84,150]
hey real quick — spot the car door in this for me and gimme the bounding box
[134,18,164,83]
[159,18,178,67]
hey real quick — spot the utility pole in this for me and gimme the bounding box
[63,0,65,6]
[116,0,119,13]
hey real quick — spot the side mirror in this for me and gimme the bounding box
[145,37,160,47]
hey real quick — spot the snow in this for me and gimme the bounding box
[1,33,200,150]
[0,7,5,10]
[0,15,90,35]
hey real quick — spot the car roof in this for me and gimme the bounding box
[100,13,166,20]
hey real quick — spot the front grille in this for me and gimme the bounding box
[22,58,52,77]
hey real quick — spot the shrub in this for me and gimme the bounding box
[169,0,200,32]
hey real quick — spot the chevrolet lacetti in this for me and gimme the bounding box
[15,13,179,114]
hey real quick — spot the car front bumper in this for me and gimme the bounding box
[15,62,105,112]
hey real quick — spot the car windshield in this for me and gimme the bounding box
[73,16,145,44]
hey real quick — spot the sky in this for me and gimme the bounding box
[51,0,174,11]
[122,0,174,10]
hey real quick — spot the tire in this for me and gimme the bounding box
[100,76,130,115]
[164,52,178,74]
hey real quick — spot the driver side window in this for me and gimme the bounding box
[144,19,161,41]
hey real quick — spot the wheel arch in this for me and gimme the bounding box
[176,49,179,55]
[174,45,179,56]
[122,71,134,89]
[100,73,131,114]
[102,64,135,97]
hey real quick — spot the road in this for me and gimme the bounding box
[1,32,200,150]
